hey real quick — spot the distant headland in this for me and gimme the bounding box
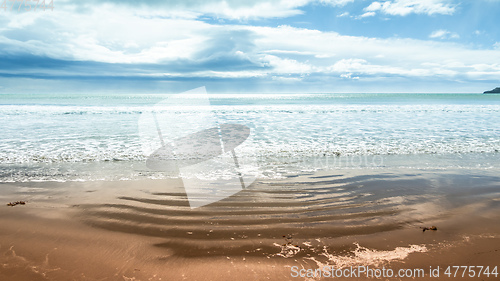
[483,87,500,94]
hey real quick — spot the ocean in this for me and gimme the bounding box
[1,92,499,182]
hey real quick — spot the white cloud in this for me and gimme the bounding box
[1,3,499,86]
[0,7,215,64]
[271,76,304,82]
[262,50,316,56]
[429,29,460,39]
[58,0,353,20]
[319,0,355,5]
[262,55,315,74]
[247,25,500,80]
[198,0,354,19]
[340,73,360,79]
[328,58,432,77]
[199,0,307,20]
[470,63,500,72]
[365,1,383,12]
[360,11,377,18]
[364,0,456,16]
[329,58,369,72]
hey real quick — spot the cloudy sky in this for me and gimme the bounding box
[1,0,499,93]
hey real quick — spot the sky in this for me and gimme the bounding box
[0,0,500,94]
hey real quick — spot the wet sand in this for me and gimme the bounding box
[1,168,499,280]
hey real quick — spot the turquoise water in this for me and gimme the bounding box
[1,92,499,181]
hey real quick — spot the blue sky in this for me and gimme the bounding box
[0,0,499,93]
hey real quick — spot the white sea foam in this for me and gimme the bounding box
[1,93,500,181]
[307,243,427,270]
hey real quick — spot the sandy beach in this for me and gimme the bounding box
[1,168,499,280]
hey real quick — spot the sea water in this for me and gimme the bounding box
[1,92,499,182]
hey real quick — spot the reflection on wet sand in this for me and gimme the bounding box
[77,169,500,260]
[1,168,499,280]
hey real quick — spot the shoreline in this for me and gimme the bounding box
[1,167,499,280]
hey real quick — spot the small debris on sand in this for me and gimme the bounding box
[420,226,438,232]
[276,234,301,258]
[6,201,26,207]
